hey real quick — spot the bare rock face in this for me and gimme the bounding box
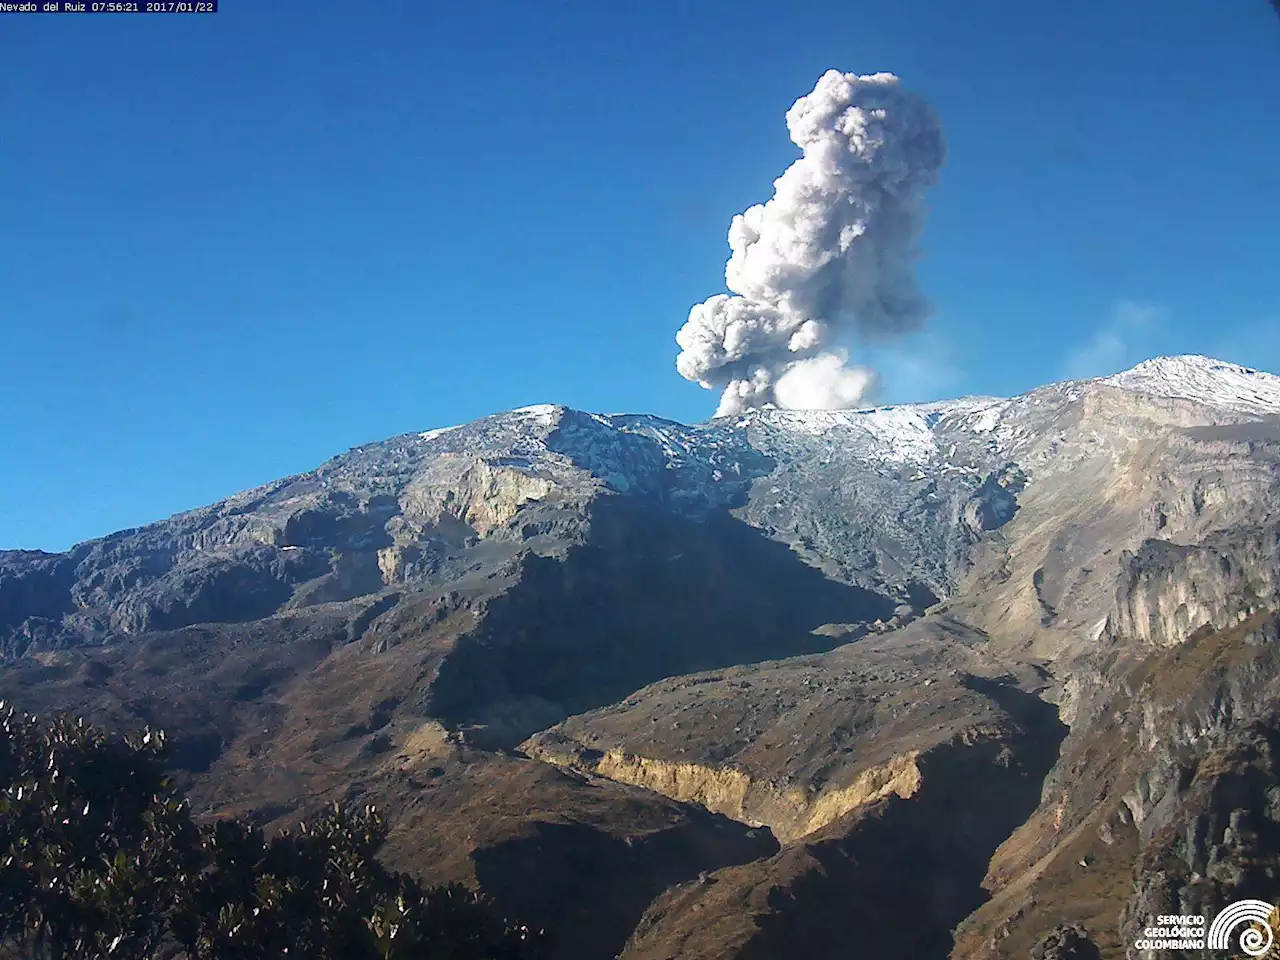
[1030,925,1103,960]
[1106,529,1280,648]
[1119,720,1280,960]
[397,456,558,537]
[5,356,1280,958]
[962,464,1027,535]
[950,610,1280,960]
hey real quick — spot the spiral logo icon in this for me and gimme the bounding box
[1207,899,1276,958]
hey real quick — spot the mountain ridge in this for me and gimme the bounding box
[9,354,1278,563]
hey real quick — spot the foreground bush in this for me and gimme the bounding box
[0,703,549,959]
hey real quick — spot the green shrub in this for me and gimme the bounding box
[0,703,549,959]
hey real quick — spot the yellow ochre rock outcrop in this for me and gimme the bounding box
[529,744,923,844]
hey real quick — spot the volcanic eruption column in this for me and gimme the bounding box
[675,69,946,415]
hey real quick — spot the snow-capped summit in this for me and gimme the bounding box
[711,356,1278,467]
[1096,355,1280,417]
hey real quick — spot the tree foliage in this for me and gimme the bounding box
[0,703,549,959]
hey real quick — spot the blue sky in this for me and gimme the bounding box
[3,0,1279,551]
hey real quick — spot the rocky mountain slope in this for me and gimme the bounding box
[3,354,1280,958]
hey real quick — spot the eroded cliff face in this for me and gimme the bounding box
[525,739,924,844]
[1105,530,1280,649]
[943,408,1280,675]
[1121,720,1280,960]
[951,611,1280,960]
[396,457,559,539]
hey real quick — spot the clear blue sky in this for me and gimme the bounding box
[3,0,1279,551]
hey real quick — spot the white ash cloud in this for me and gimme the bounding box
[675,69,946,416]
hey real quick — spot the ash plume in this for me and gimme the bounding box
[675,69,946,416]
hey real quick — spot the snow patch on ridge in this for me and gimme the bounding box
[730,395,1016,464]
[418,424,462,442]
[509,404,564,427]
